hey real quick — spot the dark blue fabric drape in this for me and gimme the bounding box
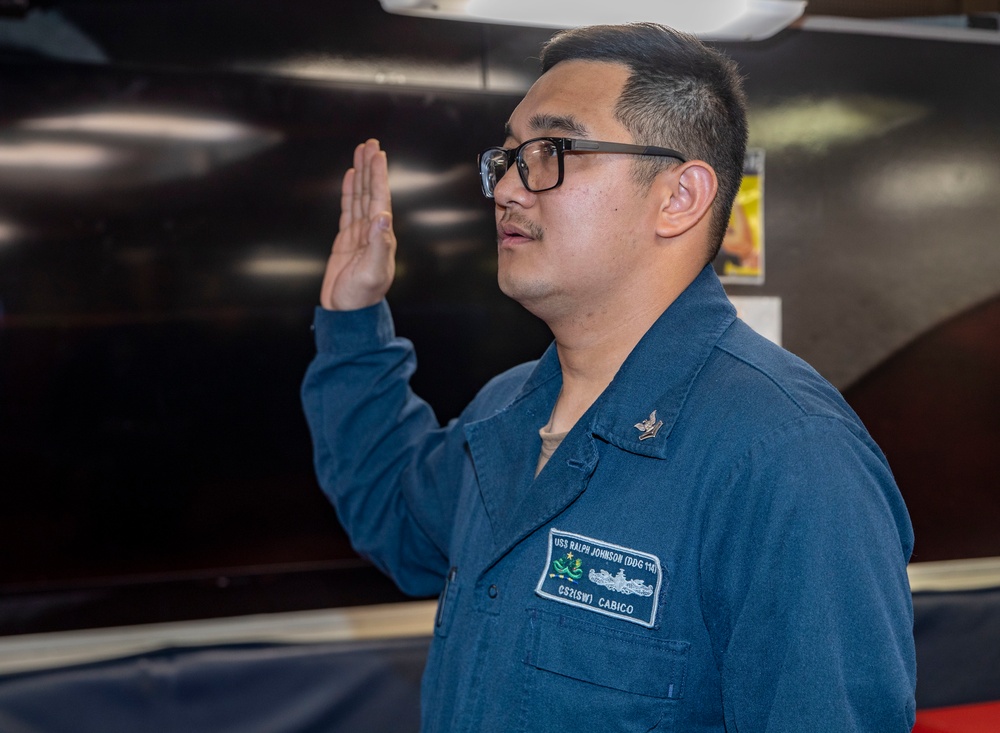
[0,637,428,733]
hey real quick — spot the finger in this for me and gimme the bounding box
[368,149,391,220]
[351,142,365,225]
[337,167,355,240]
[360,139,378,218]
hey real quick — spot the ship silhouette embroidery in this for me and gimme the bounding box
[588,568,655,597]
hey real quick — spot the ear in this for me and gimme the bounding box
[653,161,718,240]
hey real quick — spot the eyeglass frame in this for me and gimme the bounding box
[477,136,688,199]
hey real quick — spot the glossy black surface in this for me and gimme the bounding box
[0,64,548,589]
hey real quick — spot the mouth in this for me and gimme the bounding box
[497,218,540,247]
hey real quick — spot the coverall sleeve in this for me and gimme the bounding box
[701,416,917,732]
[301,301,467,597]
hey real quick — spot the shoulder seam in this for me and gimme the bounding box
[714,334,809,417]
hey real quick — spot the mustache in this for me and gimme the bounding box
[497,214,544,241]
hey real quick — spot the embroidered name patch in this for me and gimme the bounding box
[535,529,663,628]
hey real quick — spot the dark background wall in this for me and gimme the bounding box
[0,0,997,634]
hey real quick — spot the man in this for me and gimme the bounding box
[303,23,916,732]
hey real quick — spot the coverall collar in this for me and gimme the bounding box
[465,265,737,567]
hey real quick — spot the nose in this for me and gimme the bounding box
[492,164,534,209]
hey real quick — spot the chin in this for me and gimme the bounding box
[499,274,561,318]
[500,272,539,299]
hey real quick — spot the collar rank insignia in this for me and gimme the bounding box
[634,410,664,441]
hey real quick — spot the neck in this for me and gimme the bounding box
[543,267,698,434]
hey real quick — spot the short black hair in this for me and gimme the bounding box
[540,23,748,259]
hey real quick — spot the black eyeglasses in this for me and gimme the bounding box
[478,136,687,199]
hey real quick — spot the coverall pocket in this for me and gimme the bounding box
[434,566,460,638]
[521,609,688,732]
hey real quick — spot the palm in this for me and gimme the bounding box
[321,139,396,311]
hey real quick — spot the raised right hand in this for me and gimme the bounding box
[319,139,397,311]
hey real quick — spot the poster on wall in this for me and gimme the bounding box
[728,295,781,347]
[715,148,764,285]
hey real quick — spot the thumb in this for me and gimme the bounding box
[356,210,396,286]
[368,211,395,254]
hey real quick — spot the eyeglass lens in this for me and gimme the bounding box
[481,139,560,197]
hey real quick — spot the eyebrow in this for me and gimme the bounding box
[503,114,591,142]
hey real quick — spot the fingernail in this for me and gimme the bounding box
[377,214,390,230]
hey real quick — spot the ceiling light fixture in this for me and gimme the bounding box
[0,141,120,169]
[379,0,806,40]
[20,112,271,143]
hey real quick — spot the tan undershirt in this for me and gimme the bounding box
[535,424,570,477]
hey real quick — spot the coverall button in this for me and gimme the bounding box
[487,584,498,599]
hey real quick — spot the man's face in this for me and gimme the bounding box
[493,59,662,323]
